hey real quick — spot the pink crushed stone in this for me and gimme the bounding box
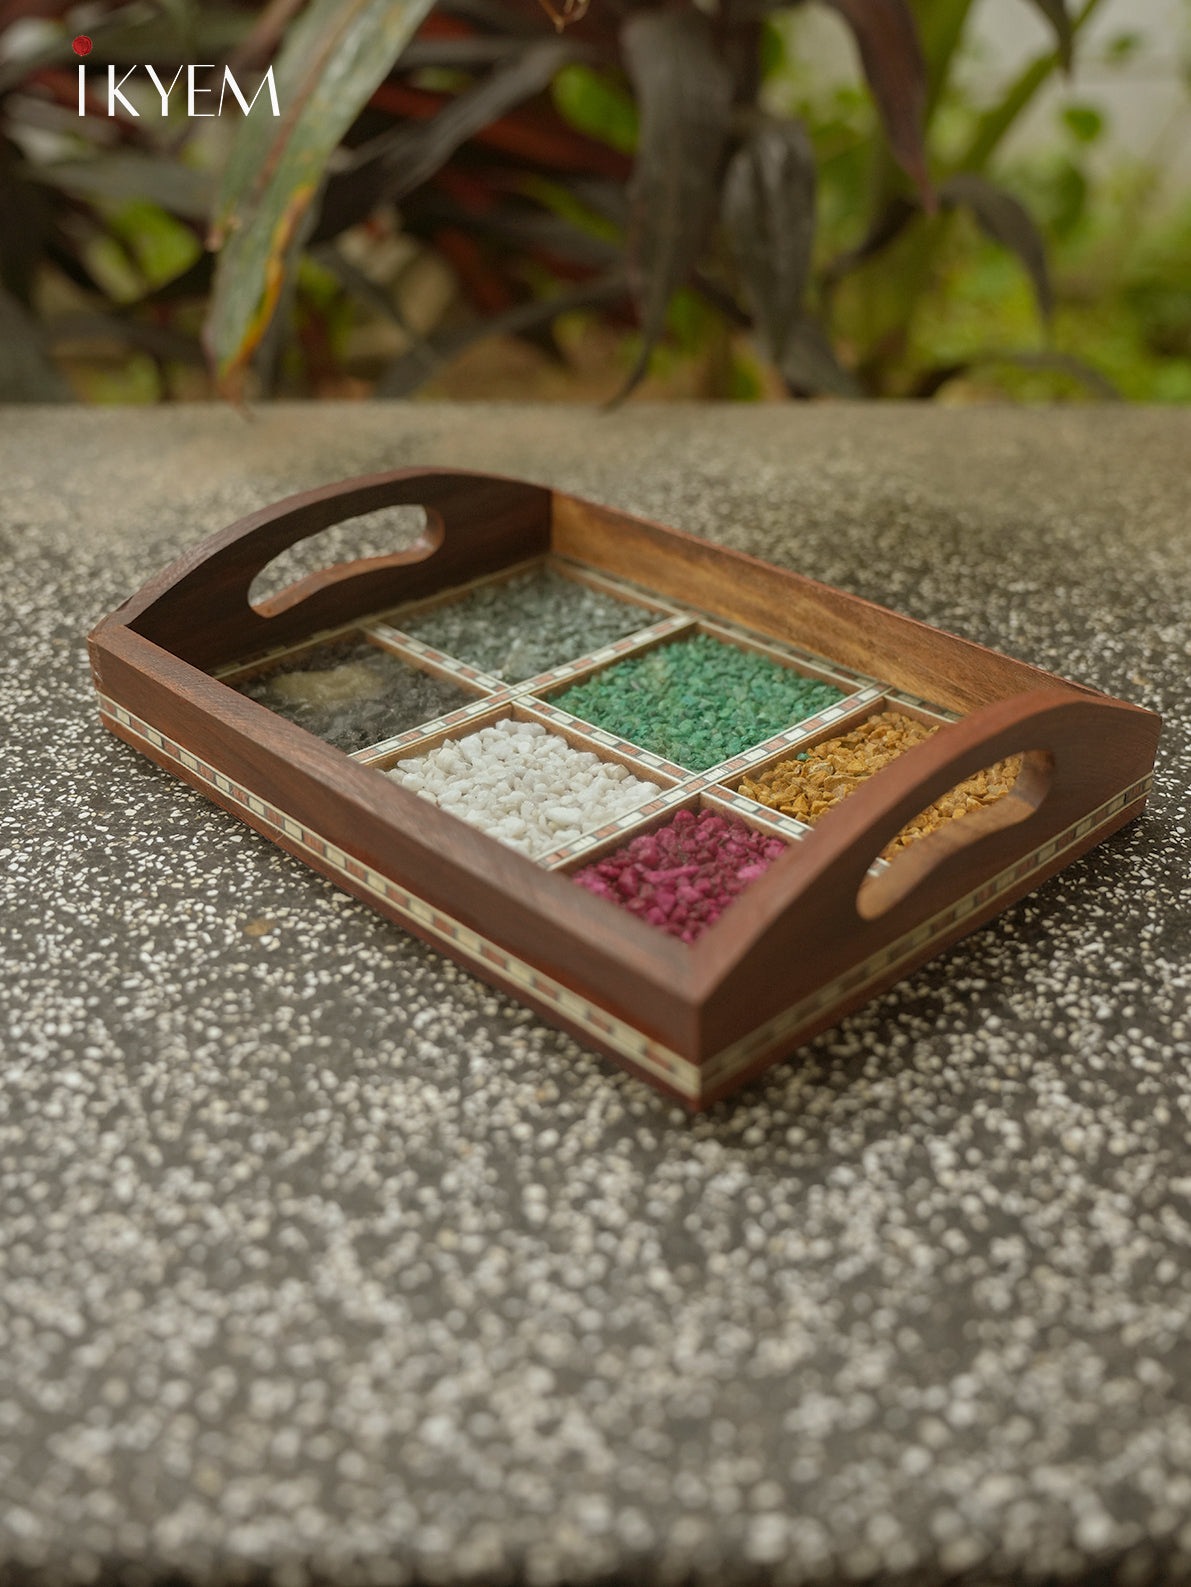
[572,808,787,943]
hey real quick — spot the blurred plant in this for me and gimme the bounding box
[0,0,1185,402]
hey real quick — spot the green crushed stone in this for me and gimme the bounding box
[552,632,846,771]
[394,567,651,682]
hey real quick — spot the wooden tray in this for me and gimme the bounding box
[88,468,1161,1109]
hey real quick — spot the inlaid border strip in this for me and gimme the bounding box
[96,693,1152,1106]
[527,697,690,781]
[700,773,1155,1090]
[350,691,502,762]
[362,627,508,694]
[375,552,669,633]
[539,784,693,869]
[499,613,694,697]
[884,687,961,724]
[703,786,814,844]
[695,687,884,782]
[366,612,695,700]
[98,694,703,1098]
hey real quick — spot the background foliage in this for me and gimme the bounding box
[1,0,1188,403]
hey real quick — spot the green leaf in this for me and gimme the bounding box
[35,156,213,222]
[1061,102,1104,143]
[722,117,817,368]
[915,0,977,124]
[205,0,436,398]
[759,19,785,81]
[821,194,918,294]
[552,63,638,155]
[520,176,623,244]
[912,350,1118,400]
[1105,31,1142,61]
[1044,157,1089,237]
[940,172,1053,320]
[109,200,204,287]
[958,0,1109,173]
[617,8,733,401]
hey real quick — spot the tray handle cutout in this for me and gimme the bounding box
[699,687,1158,1061]
[117,467,552,671]
[793,687,1151,940]
[716,685,1156,977]
[856,749,1051,919]
[249,504,442,616]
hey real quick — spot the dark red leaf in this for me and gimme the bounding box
[433,226,513,313]
[367,81,630,178]
[617,7,733,400]
[361,40,575,200]
[940,172,1052,320]
[722,116,817,367]
[820,0,931,201]
[318,40,575,237]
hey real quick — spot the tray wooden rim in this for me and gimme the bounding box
[88,466,1162,1106]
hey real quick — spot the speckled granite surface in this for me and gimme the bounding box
[2,404,1189,1587]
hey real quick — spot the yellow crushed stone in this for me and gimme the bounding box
[738,710,1022,859]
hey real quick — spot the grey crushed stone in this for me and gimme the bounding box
[237,637,473,753]
[1,404,1189,1587]
[395,565,653,681]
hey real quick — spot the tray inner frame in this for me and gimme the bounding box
[213,555,984,911]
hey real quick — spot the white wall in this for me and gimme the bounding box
[968,0,1191,180]
[775,0,1191,186]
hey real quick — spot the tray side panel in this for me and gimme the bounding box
[690,692,1160,1061]
[697,789,1150,1108]
[551,494,1091,714]
[117,472,552,672]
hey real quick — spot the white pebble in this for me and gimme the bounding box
[388,718,658,858]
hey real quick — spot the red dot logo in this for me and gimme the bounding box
[72,35,92,56]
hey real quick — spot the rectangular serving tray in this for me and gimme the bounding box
[88,468,1161,1108]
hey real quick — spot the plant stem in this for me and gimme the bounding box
[851,0,1110,390]
[915,0,977,126]
[956,0,1110,174]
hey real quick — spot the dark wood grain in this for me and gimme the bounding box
[690,689,1161,1060]
[88,469,1163,1106]
[102,469,552,673]
[552,494,1095,713]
